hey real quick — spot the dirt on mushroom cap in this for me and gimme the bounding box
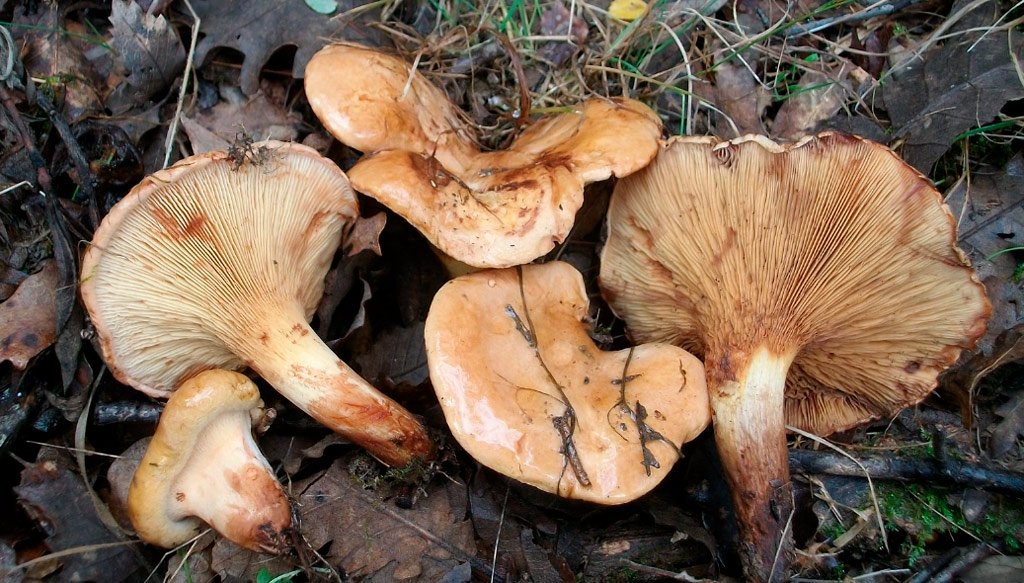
[425,261,709,503]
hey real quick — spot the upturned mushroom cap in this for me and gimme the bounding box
[305,43,662,268]
[80,141,433,466]
[128,369,290,551]
[599,132,990,581]
[424,261,709,503]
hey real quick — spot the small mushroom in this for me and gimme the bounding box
[304,43,662,268]
[128,369,290,552]
[80,141,433,466]
[599,133,991,581]
[424,261,709,503]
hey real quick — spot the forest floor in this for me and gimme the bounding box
[2,0,1024,582]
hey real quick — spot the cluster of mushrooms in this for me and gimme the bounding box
[80,43,992,581]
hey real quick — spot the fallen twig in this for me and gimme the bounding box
[783,0,924,37]
[790,448,1024,495]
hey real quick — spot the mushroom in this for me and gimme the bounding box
[128,369,290,552]
[599,133,990,581]
[304,43,662,268]
[80,141,434,466]
[424,261,709,503]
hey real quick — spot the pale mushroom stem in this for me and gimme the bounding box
[244,306,435,467]
[707,345,796,583]
[171,412,291,552]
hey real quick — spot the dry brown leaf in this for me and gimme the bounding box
[12,5,104,121]
[710,56,768,137]
[15,456,143,583]
[180,116,231,154]
[771,61,872,141]
[883,1,1024,173]
[106,0,185,112]
[186,92,301,147]
[540,2,589,66]
[353,321,429,390]
[991,384,1024,459]
[105,437,149,530]
[944,154,1024,352]
[0,261,58,369]
[191,0,386,95]
[345,212,387,257]
[297,459,475,581]
[961,555,1024,583]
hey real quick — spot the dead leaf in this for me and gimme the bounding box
[941,324,1024,429]
[191,0,386,95]
[180,116,231,154]
[991,388,1024,458]
[167,535,216,583]
[209,538,294,582]
[850,24,893,79]
[12,5,104,121]
[0,261,58,369]
[540,2,589,66]
[353,322,429,390]
[15,457,143,583]
[107,0,186,112]
[0,542,22,583]
[105,438,149,531]
[186,91,301,148]
[771,60,872,141]
[295,459,475,581]
[883,1,1024,173]
[961,555,1024,583]
[943,154,1024,352]
[709,54,768,137]
[345,213,387,257]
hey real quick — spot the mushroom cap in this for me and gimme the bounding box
[304,43,475,167]
[424,261,709,503]
[128,369,291,551]
[305,43,663,268]
[599,132,991,435]
[80,141,355,398]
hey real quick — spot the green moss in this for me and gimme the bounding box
[877,484,1024,565]
[606,568,641,583]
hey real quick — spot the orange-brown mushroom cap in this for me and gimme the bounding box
[424,261,709,503]
[80,141,433,466]
[305,43,663,268]
[599,132,991,581]
[128,370,291,552]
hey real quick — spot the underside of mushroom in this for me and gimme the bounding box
[600,133,990,581]
[80,141,434,467]
[128,370,291,552]
[425,261,710,503]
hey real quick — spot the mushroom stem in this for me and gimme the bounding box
[245,306,434,467]
[707,345,795,583]
[170,412,290,552]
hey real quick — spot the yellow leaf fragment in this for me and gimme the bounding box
[609,0,648,21]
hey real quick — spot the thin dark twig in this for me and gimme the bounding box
[91,401,164,425]
[35,92,94,199]
[789,448,1024,495]
[0,83,51,192]
[606,347,682,475]
[783,0,923,37]
[507,265,590,488]
[925,542,998,583]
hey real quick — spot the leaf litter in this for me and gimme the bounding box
[3,0,1024,581]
